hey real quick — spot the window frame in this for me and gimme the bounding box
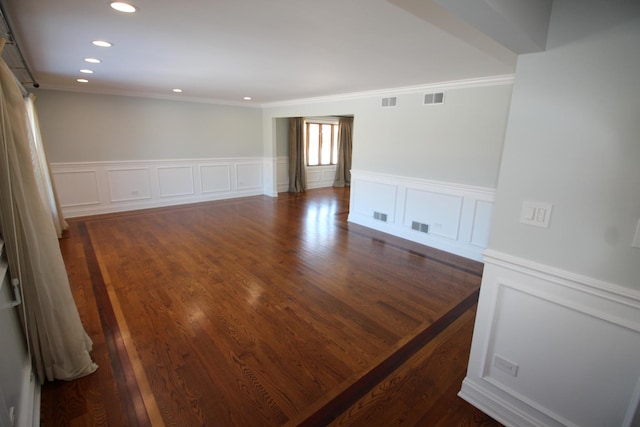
[304,118,339,167]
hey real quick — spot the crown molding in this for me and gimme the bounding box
[35,84,262,108]
[35,74,515,109]
[260,74,515,108]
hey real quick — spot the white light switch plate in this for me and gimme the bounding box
[520,201,553,228]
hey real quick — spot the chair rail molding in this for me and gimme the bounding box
[348,169,496,261]
[460,250,640,427]
[51,157,266,217]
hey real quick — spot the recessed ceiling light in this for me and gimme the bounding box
[77,79,89,83]
[85,58,101,64]
[92,40,112,48]
[243,97,252,101]
[172,89,183,93]
[80,69,94,74]
[110,2,137,13]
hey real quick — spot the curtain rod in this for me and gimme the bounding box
[0,2,39,93]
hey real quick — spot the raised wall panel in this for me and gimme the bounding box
[236,163,262,190]
[107,168,152,202]
[275,159,335,193]
[201,164,231,193]
[158,166,194,198]
[322,169,335,182]
[352,179,397,223]
[53,170,100,207]
[307,170,321,183]
[471,200,493,247]
[349,170,495,261]
[461,251,640,427]
[404,188,463,240]
[276,157,289,192]
[306,165,336,190]
[52,158,266,217]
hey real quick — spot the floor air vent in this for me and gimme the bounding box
[373,211,388,222]
[424,92,444,105]
[381,97,397,108]
[411,221,429,233]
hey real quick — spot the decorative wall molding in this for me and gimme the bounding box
[348,169,496,261]
[460,251,640,427]
[263,74,515,108]
[52,158,265,217]
[275,156,336,193]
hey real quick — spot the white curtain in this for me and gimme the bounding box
[0,40,97,383]
[24,94,67,237]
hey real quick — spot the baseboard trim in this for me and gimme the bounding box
[348,214,484,261]
[459,378,555,427]
[51,158,268,218]
[348,170,495,261]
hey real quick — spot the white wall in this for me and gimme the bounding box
[264,80,513,188]
[34,90,266,216]
[35,90,263,162]
[461,1,640,425]
[487,0,640,289]
[0,265,38,427]
[263,79,513,259]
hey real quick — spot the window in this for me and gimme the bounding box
[305,121,338,166]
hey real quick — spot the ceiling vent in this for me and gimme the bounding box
[424,92,444,105]
[381,96,397,108]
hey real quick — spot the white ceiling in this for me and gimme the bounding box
[1,0,520,104]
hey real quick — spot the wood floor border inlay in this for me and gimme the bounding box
[289,288,481,426]
[78,221,153,427]
[66,192,487,426]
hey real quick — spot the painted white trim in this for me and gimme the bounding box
[483,249,640,307]
[348,170,495,261]
[274,156,336,193]
[461,251,640,427]
[351,169,496,197]
[459,378,560,427]
[51,157,267,217]
[42,74,515,109]
[40,84,262,108]
[263,75,515,107]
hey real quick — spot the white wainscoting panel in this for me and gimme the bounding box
[348,170,495,261]
[236,163,263,190]
[52,158,266,217]
[157,166,194,198]
[404,188,463,240]
[200,164,231,193]
[107,168,152,202]
[351,178,398,224]
[471,200,494,248]
[276,157,289,193]
[460,250,640,427]
[275,157,336,192]
[53,170,100,207]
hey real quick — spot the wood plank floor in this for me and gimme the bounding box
[42,187,501,426]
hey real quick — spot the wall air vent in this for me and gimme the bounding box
[424,92,444,105]
[373,211,388,222]
[411,221,429,233]
[381,97,397,108]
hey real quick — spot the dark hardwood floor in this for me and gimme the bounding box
[42,187,501,426]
